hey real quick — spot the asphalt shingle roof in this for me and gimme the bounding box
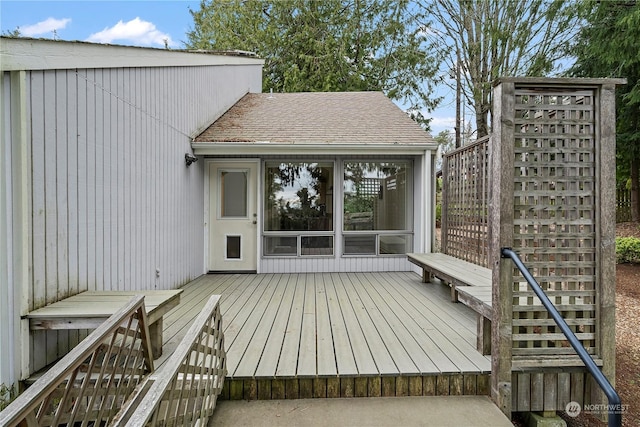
[194,91,435,145]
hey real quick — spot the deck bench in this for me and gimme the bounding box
[407,253,493,355]
[26,290,182,358]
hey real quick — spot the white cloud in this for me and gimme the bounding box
[21,17,71,37]
[86,17,174,47]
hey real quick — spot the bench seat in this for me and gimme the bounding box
[407,253,493,355]
[27,290,182,358]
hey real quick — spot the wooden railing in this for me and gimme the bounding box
[0,296,154,427]
[441,136,490,267]
[616,188,632,223]
[113,295,226,426]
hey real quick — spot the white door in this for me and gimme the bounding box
[208,161,258,271]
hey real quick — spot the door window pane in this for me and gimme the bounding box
[343,162,411,231]
[264,162,333,231]
[221,171,247,217]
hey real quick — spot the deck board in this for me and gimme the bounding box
[275,274,306,377]
[297,274,318,377]
[314,274,338,376]
[330,273,380,376]
[157,272,491,380]
[253,274,297,377]
[323,274,358,376]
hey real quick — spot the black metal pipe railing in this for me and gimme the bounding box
[501,248,622,427]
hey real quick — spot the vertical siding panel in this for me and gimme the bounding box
[123,68,133,290]
[144,67,152,289]
[151,67,159,288]
[110,69,119,289]
[116,68,125,290]
[30,72,47,371]
[77,70,88,295]
[86,69,97,292]
[55,70,70,358]
[66,70,79,347]
[95,69,105,291]
[43,70,59,365]
[134,67,143,289]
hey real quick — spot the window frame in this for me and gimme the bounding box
[341,159,414,257]
[262,160,336,258]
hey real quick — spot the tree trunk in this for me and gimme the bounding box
[475,103,489,139]
[631,156,640,222]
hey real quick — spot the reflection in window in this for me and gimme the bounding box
[343,162,411,231]
[301,236,334,256]
[264,236,297,256]
[264,162,334,231]
[343,234,376,255]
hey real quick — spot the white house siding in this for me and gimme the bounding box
[1,61,261,381]
[1,71,28,391]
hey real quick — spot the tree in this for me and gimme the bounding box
[420,0,578,138]
[1,27,21,37]
[186,0,441,129]
[434,130,454,170]
[569,0,640,220]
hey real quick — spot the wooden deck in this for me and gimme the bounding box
[157,272,491,400]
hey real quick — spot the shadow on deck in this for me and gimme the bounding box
[157,272,491,400]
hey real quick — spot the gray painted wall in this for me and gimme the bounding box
[0,60,261,383]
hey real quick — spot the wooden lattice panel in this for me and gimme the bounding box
[442,137,490,267]
[122,295,226,427]
[511,89,597,358]
[0,297,154,427]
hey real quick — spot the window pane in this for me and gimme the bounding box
[379,235,412,254]
[264,162,333,231]
[344,162,411,231]
[226,236,241,259]
[221,171,247,217]
[301,236,334,256]
[343,235,376,255]
[264,236,297,256]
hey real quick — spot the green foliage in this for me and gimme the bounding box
[616,237,640,264]
[420,0,579,137]
[434,130,454,170]
[344,194,374,214]
[0,383,18,411]
[186,0,441,129]
[569,0,640,202]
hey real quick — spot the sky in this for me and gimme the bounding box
[0,0,456,136]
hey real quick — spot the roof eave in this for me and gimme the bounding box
[192,141,439,156]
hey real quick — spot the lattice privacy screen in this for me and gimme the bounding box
[442,137,490,267]
[511,89,597,357]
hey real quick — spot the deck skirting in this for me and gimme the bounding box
[221,374,490,400]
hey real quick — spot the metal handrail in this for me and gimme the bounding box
[501,248,622,427]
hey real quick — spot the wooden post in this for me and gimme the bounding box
[597,83,619,410]
[489,80,515,417]
[441,149,449,254]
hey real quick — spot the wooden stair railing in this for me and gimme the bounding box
[0,296,154,427]
[112,295,226,427]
